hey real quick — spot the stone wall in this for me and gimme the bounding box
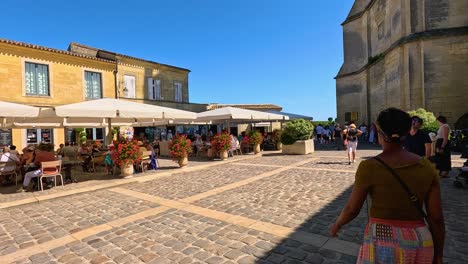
[337,0,468,127]
[423,35,468,124]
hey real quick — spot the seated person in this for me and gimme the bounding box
[17,143,56,192]
[56,144,65,156]
[9,145,20,156]
[0,146,21,185]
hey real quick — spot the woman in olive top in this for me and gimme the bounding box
[330,108,445,264]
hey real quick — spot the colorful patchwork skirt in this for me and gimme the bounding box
[357,218,434,264]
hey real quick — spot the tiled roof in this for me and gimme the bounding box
[0,38,114,63]
[69,42,191,72]
[207,103,282,111]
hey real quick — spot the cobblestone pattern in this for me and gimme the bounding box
[12,209,357,264]
[439,177,468,263]
[123,164,277,200]
[195,169,367,243]
[0,190,158,256]
[233,154,314,166]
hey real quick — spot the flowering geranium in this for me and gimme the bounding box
[248,130,263,145]
[169,134,192,161]
[211,132,232,152]
[111,138,141,166]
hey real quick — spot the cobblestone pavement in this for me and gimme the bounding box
[0,150,467,264]
[124,164,277,200]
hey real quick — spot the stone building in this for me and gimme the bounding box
[336,0,468,128]
[0,39,206,149]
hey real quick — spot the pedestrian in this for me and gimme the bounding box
[359,123,368,142]
[368,123,376,144]
[334,124,342,149]
[323,125,331,144]
[435,116,451,178]
[316,124,323,144]
[330,107,445,264]
[404,116,432,158]
[342,123,362,165]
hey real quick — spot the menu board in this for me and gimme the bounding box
[0,129,12,146]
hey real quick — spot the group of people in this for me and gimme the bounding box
[331,108,446,263]
[0,143,59,192]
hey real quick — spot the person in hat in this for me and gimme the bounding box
[342,123,363,165]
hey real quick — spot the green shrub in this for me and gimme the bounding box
[280,133,296,145]
[408,108,439,133]
[281,119,314,145]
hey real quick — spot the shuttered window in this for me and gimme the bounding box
[174,82,182,102]
[123,75,136,98]
[84,71,102,99]
[147,78,161,100]
[25,62,49,96]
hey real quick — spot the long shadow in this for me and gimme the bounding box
[255,185,367,263]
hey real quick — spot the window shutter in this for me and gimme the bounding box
[155,80,161,100]
[148,78,154,100]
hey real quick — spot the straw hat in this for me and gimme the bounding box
[137,141,144,146]
[349,124,356,128]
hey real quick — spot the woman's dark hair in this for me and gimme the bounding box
[376,107,411,143]
[436,115,447,124]
[411,116,423,124]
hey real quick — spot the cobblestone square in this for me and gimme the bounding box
[0,150,466,264]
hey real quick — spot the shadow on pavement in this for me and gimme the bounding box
[256,185,365,264]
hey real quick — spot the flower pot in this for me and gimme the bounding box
[276,142,283,150]
[254,144,261,154]
[178,156,188,167]
[207,148,213,159]
[220,150,228,160]
[121,164,134,178]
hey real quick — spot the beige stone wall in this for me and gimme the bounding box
[340,14,369,74]
[337,0,468,127]
[336,71,368,123]
[422,35,468,124]
[424,0,468,30]
[118,57,190,103]
[0,42,116,149]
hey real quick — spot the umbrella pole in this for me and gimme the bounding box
[106,118,113,145]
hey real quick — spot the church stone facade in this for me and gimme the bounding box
[336,0,468,128]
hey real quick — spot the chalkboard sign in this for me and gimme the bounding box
[0,129,12,146]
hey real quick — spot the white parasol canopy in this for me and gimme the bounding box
[54,98,197,120]
[196,106,288,122]
[0,101,40,118]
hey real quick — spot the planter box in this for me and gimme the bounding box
[282,139,314,155]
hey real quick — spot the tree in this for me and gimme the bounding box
[328,117,333,123]
[408,108,438,133]
[280,119,314,145]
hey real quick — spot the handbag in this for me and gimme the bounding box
[374,157,427,219]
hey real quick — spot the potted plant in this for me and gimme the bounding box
[281,119,314,155]
[211,132,231,160]
[111,138,141,178]
[169,134,192,167]
[272,129,283,150]
[248,130,263,154]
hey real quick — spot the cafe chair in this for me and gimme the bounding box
[39,160,64,191]
[0,161,19,186]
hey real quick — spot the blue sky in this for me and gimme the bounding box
[1,0,354,121]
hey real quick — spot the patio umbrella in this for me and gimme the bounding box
[196,106,288,134]
[54,98,197,143]
[196,106,288,122]
[0,101,40,127]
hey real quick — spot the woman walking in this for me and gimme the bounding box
[435,115,451,178]
[342,124,362,165]
[330,108,445,264]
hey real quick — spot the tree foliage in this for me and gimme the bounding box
[408,108,439,133]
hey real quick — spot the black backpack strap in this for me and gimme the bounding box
[374,157,427,219]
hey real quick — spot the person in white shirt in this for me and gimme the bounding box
[1,146,21,184]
